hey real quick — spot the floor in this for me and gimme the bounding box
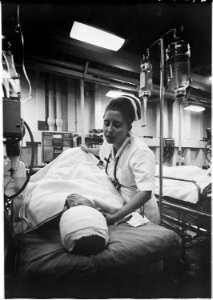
[108,238,212,299]
[152,239,212,299]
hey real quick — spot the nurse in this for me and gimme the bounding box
[81,95,160,225]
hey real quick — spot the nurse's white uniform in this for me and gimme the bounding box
[99,133,160,225]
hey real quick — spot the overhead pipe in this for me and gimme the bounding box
[26,60,139,92]
[26,56,138,88]
[25,58,211,106]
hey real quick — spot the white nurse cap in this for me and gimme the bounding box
[115,94,142,121]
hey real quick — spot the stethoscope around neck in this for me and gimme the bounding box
[104,143,145,217]
[104,136,130,191]
[105,152,122,191]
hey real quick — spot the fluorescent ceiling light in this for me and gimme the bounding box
[70,21,125,51]
[184,104,205,112]
[106,90,125,98]
[106,90,134,98]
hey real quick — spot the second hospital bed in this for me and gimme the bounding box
[7,147,181,298]
[155,165,211,258]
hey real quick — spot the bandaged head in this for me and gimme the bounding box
[59,205,109,253]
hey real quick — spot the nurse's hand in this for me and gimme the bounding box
[103,212,117,225]
[80,144,89,152]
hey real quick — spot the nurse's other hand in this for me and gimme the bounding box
[80,144,88,152]
[103,212,116,225]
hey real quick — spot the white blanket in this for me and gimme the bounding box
[155,165,211,204]
[19,148,123,231]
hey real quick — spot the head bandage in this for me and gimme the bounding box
[115,94,141,121]
[59,206,109,252]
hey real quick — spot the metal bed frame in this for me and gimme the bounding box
[156,175,212,261]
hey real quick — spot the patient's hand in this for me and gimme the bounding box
[64,193,95,210]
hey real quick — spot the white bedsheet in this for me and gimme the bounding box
[19,148,124,231]
[155,165,211,204]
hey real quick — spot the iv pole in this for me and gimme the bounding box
[159,37,165,222]
[141,36,166,222]
[140,28,178,223]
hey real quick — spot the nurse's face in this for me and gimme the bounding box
[103,110,130,150]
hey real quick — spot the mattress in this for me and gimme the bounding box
[16,215,180,286]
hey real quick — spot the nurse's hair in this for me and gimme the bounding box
[104,94,141,126]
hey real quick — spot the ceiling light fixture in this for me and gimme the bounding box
[106,90,134,98]
[70,21,125,51]
[184,104,205,112]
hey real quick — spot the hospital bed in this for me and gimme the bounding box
[155,165,211,260]
[5,147,181,298]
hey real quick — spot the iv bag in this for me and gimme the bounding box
[139,56,153,99]
[139,55,152,127]
[2,52,21,99]
[166,38,191,98]
[2,37,21,99]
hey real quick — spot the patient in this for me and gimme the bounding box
[59,193,109,256]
